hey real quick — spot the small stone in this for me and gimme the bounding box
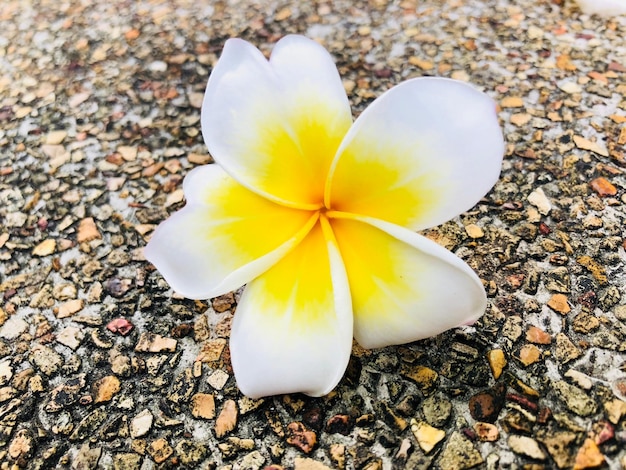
[106,318,134,336]
[469,384,505,423]
[527,188,551,215]
[45,130,68,145]
[57,299,84,318]
[29,344,64,376]
[294,458,332,470]
[71,444,102,470]
[113,453,143,470]
[53,283,77,300]
[56,326,84,350]
[33,239,56,256]
[92,375,121,403]
[547,294,571,314]
[558,81,582,94]
[207,369,229,390]
[508,435,546,460]
[0,316,28,339]
[539,432,577,469]
[410,419,445,454]
[175,440,207,466]
[526,326,552,344]
[117,145,137,161]
[573,137,609,158]
[573,438,605,470]
[286,422,317,454]
[130,409,153,438]
[604,399,626,425]
[196,338,227,362]
[238,450,265,470]
[501,96,524,108]
[464,224,484,238]
[545,268,571,294]
[553,381,597,416]
[473,422,499,442]
[590,177,617,197]
[422,396,452,427]
[8,429,34,459]
[518,344,542,366]
[438,431,483,470]
[191,393,215,419]
[403,365,438,392]
[577,256,608,285]
[188,153,213,165]
[147,438,173,464]
[330,444,345,470]
[215,399,238,437]
[564,370,593,390]
[77,217,101,243]
[510,113,531,126]
[134,333,177,352]
[0,360,12,386]
[555,333,581,364]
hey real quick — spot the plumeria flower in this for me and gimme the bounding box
[144,35,504,399]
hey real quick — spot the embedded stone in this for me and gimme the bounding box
[410,419,445,454]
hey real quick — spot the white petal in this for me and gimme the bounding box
[329,213,486,349]
[144,165,317,299]
[230,220,353,398]
[202,36,352,208]
[327,77,504,231]
[575,0,626,16]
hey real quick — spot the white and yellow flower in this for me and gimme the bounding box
[144,35,504,399]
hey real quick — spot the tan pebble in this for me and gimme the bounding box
[147,438,173,464]
[408,57,434,70]
[57,299,84,318]
[8,429,34,459]
[215,399,238,437]
[589,177,617,197]
[403,366,438,392]
[527,188,551,215]
[329,443,345,470]
[573,438,605,470]
[32,239,56,256]
[526,326,551,345]
[275,6,292,20]
[501,96,524,108]
[134,333,177,353]
[207,369,229,390]
[547,294,571,314]
[294,457,333,470]
[564,370,593,390]
[518,344,542,366]
[187,153,213,165]
[117,145,137,161]
[603,399,626,425]
[486,349,507,380]
[190,393,215,419]
[77,217,101,243]
[559,81,582,94]
[464,224,484,239]
[92,375,121,403]
[510,113,531,126]
[45,130,68,145]
[286,421,317,453]
[473,422,499,442]
[410,419,445,454]
[130,409,153,438]
[574,136,609,157]
[508,435,546,460]
[195,338,226,362]
[556,54,577,71]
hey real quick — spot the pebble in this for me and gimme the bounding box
[294,458,333,470]
[190,393,215,419]
[422,396,452,427]
[527,188,551,215]
[32,239,56,256]
[57,299,84,319]
[134,333,177,352]
[518,344,542,366]
[130,409,153,438]
[92,375,121,403]
[508,435,546,460]
[29,344,64,376]
[56,326,84,350]
[573,438,605,470]
[0,317,28,340]
[77,217,102,243]
[469,384,506,423]
[473,422,499,442]
[410,419,445,454]
[215,399,238,438]
[403,365,438,393]
[286,422,317,454]
[438,431,483,470]
[526,326,552,344]
[147,438,173,464]
[553,381,597,416]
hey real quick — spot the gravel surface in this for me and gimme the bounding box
[1,0,626,469]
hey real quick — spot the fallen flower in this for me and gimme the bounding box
[144,35,504,398]
[574,0,626,17]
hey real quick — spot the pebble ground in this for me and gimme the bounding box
[0,0,625,469]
